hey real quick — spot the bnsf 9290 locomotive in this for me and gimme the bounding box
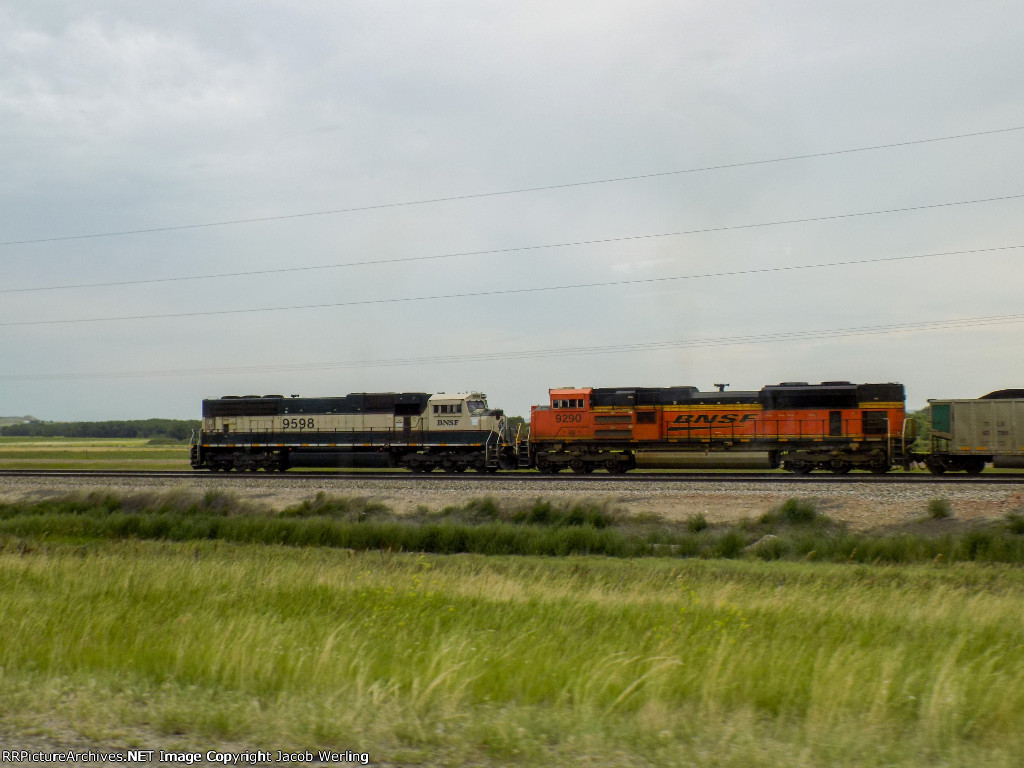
[529,381,911,474]
[189,391,515,472]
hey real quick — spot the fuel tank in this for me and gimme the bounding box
[633,452,777,470]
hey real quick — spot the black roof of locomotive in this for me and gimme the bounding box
[202,392,432,417]
[588,382,905,410]
[760,382,903,409]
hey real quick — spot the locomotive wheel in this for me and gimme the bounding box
[784,460,813,475]
[829,461,852,474]
[927,463,946,475]
[869,464,890,475]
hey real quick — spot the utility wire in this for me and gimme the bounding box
[2,312,1022,382]
[3,125,1023,248]
[4,192,1024,294]
[1,241,1019,328]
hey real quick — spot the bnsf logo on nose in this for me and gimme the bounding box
[436,419,460,426]
[672,414,756,425]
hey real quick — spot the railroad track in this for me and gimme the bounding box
[3,469,1024,484]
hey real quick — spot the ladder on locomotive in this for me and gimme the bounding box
[515,423,531,468]
[484,428,501,469]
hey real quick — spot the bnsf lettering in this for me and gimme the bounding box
[555,413,583,423]
[671,414,757,425]
[436,419,460,426]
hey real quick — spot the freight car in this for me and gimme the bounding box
[189,391,516,472]
[528,381,910,474]
[920,389,1024,474]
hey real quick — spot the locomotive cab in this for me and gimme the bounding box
[427,392,504,434]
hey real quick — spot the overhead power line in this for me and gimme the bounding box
[2,242,1020,328]
[2,312,1022,382]
[3,125,1023,248]
[4,191,1023,294]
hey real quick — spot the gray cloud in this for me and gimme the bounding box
[2,1,1023,420]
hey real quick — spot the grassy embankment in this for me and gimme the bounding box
[2,491,1024,765]
[3,490,1024,563]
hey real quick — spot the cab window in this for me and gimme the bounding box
[552,398,584,409]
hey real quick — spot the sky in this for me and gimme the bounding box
[2,1,1023,420]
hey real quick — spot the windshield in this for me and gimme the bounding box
[466,399,486,413]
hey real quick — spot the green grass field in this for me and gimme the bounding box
[2,491,1024,765]
[2,543,1022,767]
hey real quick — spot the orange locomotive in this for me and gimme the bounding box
[529,381,910,474]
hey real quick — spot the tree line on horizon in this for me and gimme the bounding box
[0,419,200,440]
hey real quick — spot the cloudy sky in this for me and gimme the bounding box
[2,1,1023,420]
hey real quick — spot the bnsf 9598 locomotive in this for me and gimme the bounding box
[190,391,516,472]
[529,381,911,474]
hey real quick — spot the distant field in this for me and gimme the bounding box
[0,437,190,469]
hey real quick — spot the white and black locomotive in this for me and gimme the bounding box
[190,391,516,472]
